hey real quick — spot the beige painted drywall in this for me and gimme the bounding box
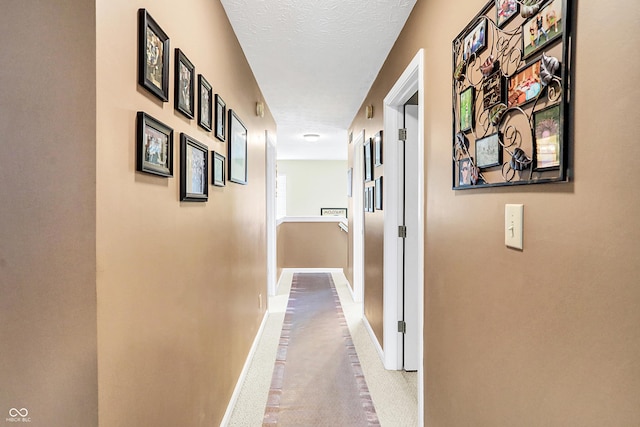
[277,160,348,216]
[277,222,348,270]
[96,0,275,425]
[350,0,640,425]
[0,2,98,426]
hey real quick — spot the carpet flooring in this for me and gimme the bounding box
[262,273,380,426]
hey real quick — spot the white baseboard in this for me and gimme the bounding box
[219,310,269,427]
[363,314,385,365]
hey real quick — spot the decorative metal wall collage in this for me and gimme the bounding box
[452,0,573,189]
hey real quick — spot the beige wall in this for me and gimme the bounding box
[0,1,98,426]
[351,0,640,425]
[277,221,348,270]
[277,160,348,216]
[96,0,275,426]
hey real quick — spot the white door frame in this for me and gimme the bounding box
[265,130,277,297]
[382,49,425,425]
[352,130,365,303]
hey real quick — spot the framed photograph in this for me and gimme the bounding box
[364,187,374,213]
[507,60,542,108]
[347,168,353,197]
[475,133,503,169]
[228,109,248,185]
[522,0,563,59]
[364,138,373,182]
[198,75,212,131]
[458,158,473,186]
[369,187,375,212]
[533,104,562,171]
[373,131,383,166]
[463,18,487,61]
[215,94,226,141]
[138,9,170,102]
[375,177,383,210]
[482,70,505,110]
[321,208,347,217]
[180,133,208,202]
[460,86,475,132]
[136,111,173,177]
[211,151,226,187]
[496,0,519,28]
[174,49,195,119]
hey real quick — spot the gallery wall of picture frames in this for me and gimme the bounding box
[136,8,249,202]
[452,0,573,189]
[363,130,384,213]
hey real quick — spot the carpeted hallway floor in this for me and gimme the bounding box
[228,270,418,426]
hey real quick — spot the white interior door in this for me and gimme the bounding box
[403,102,420,371]
[266,131,277,296]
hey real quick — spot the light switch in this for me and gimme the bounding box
[505,204,524,250]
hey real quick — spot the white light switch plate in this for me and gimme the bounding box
[505,204,524,250]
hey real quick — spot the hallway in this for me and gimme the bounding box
[227,270,417,426]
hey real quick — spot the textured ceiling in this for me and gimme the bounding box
[220,0,417,159]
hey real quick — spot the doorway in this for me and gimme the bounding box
[382,49,425,425]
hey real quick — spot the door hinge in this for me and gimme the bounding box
[398,128,407,141]
[398,320,407,334]
[398,225,407,238]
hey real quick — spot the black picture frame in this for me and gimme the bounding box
[460,86,475,132]
[507,60,542,109]
[198,75,213,131]
[174,49,195,119]
[364,138,373,182]
[475,133,502,169]
[496,0,519,28]
[533,103,562,171]
[320,208,347,217]
[180,133,208,202]
[138,9,170,102]
[374,131,383,167]
[522,0,563,59]
[364,187,373,213]
[375,177,383,210]
[136,111,173,177]
[481,70,505,111]
[458,158,473,186]
[215,95,226,141]
[211,151,226,187]
[228,109,248,185]
[463,17,487,61]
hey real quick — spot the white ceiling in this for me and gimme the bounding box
[220,0,417,160]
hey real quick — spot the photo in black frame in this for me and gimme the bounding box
[136,111,173,177]
[138,9,170,102]
[198,75,212,131]
[458,157,473,186]
[364,138,373,182]
[496,0,519,28]
[475,133,502,169]
[374,131,383,167]
[522,0,564,59]
[215,94,226,141]
[463,17,487,61]
[175,49,195,119]
[375,176,383,210]
[228,109,248,185]
[533,103,562,171]
[180,133,208,202]
[211,151,226,187]
[460,86,475,133]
